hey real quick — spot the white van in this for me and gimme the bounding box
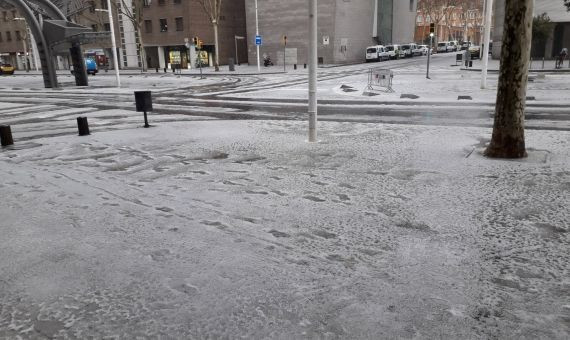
[365,45,389,62]
[401,43,418,58]
[437,41,450,53]
[385,44,402,59]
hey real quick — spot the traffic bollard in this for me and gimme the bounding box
[0,125,14,146]
[294,64,297,70]
[77,117,90,136]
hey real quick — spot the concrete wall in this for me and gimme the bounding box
[245,0,378,65]
[491,0,505,59]
[333,0,376,63]
[392,0,417,44]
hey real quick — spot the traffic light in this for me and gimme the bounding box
[430,23,435,34]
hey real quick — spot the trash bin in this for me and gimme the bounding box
[134,91,153,112]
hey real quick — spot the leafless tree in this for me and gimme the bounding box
[485,0,534,158]
[114,0,147,71]
[194,0,222,71]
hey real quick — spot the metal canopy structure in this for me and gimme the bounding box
[0,0,93,88]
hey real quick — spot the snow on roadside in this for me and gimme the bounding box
[0,120,568,339]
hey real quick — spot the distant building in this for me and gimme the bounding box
[141,0,247,70]
[244,0,417,66]
[0,5,36,70]
[415,2,485,44]
[492,0,570,59]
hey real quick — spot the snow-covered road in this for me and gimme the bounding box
[0,120,568,338]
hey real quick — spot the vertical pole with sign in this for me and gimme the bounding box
[255,0,260,73]
[308,0,317,142]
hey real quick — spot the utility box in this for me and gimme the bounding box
[134,91,153,112]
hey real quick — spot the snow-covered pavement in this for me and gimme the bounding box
[0,120,569,339]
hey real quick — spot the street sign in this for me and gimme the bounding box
[430,23,435,33]
[255,35,262,46]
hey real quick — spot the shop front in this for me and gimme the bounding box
[165,45,189,69]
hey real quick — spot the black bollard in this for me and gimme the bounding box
[156,67,159,73]
[77,117,90,136]
[304,64,307,69]
[0,125,14,146]
[294,64,297,70]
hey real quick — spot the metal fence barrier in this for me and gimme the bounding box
[367,68,394,93]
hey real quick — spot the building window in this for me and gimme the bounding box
[91,24,98,32]
[145,20,152,33]
[158,0,165,5]
[409,0,414,12]
[143,0,151,6]
[15,30,21,40]
[2,12,7,21]
[11,10,16,19]
[0,32,2,42]
[6,31,11,41]
[104,23,111,31]
[175,17,183,31]
[89,1,96,13]
[100,0,108,10]
[159,18,167,32]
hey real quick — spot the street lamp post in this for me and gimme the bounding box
[96,2,120,88]
[426,32,434,79]
[308,0,317,142]
[255,0,260,73]
[481,0,493,89]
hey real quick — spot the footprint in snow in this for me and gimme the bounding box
[303,195,326,202]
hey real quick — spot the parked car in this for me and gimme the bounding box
[70,58,98,75]
[0,63,15,75]
[469,45,481,59]
[365,45,389,62]
[448,41,459,52]
[385,44,402,59]
[414,45,429,56]
[437,42,450,53]
[401,44,413,58]
[460,42,472,51]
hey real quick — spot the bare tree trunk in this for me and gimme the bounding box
[485,0,533,159]
[139,30,147,72]
[213,22,219,71]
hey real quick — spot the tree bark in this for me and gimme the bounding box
[214,22,220,71]
[485,0,533,159]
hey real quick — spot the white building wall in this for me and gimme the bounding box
[117,0,140,68]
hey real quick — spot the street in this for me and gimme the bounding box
[0,54,569,339]
[1,54,570,144]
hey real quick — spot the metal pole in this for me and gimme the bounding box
[480,0,493,89]
[426,34,433,79]
[283,36,286,73]
[29,25,39,71]
[235,36,239,65]
[308,0,317,142]
[105,0,121,88]
[255,0,260,73]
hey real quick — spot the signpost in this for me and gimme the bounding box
[255,35,262,46]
